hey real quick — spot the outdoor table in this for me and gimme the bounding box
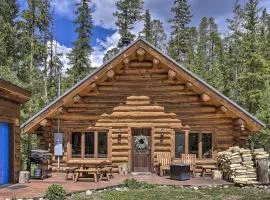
[199,165,217,177]
[74,168,99,182]
[170,163,190,181]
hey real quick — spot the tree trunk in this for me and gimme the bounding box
[257,158,269,184]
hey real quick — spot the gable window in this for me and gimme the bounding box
[71,131,108,159]
[175,132,185,158]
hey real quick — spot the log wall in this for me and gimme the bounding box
[35,48,251,172]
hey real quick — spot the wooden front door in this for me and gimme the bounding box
[132,128,151,172]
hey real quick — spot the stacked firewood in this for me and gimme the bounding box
[217,146,258,184]
[253,148,269,159]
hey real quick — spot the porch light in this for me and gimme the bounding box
[118,129,121,137]
[161,128,164,137]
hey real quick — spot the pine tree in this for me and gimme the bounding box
[223,0,245,99]
[151,19,167,51]
[195,17,209,78]
[103,0,143,62]
[113,0,143,47]
[0,0,20,82]
[238,0,269,114]
[67,0,93,86]
[142,10,153,43]
[168,0,192,64]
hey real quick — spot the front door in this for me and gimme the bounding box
[132,128,151,172]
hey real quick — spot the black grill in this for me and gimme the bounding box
[29,149,52,179]
[170,163,190,181]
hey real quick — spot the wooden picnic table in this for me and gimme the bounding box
[74,168,99,182]
[199,165,217,177]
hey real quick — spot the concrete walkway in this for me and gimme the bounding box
[0,173,230,199]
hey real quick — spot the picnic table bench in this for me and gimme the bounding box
[199,165,217,177]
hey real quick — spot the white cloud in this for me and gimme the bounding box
[52,0,79,20]
[47,40,72,72]
[92,0,118,29]
[91,32,121,67]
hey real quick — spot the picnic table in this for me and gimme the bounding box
[74,168,99,182]
[199,165,217,177]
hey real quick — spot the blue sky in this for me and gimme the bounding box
[18,0,270,68]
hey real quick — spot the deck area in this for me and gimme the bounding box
[0,173,230,199]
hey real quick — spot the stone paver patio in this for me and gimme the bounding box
[0,173,230,199]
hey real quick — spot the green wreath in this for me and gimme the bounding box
[135,135,148,151]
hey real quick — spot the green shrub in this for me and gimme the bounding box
[45,184,66,200]
[123,178,155,189]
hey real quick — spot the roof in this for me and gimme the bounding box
[0,78,31,104]
[21,38,265,132]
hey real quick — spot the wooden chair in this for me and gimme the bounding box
[96,161,113,181]
[181,154,197,177]
[156,152,172,176]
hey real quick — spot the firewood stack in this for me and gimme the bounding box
[217,146,258,185]
[253,148,269,159]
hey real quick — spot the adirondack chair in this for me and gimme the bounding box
[181,154,197,177]
[156,152,172,176]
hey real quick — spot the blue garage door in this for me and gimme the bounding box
[0,122,10,186]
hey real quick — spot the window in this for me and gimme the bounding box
[85,132,94,158]
[202,133,212,158]
[175,131,213,159]
[175,132,185,158]
[71,131,108,159]
[72,132,81,158]
[189,133,199,157]
[98,132,108,158]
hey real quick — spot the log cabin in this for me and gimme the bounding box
[21,38,265,173]
[0,79,31,186]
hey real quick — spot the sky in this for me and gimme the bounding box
[18,0,270,69]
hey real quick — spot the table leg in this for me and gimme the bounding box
[94,173,97,182]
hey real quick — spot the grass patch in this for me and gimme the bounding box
[71,184,270,200]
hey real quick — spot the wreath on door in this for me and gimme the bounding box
[135,135,148,151]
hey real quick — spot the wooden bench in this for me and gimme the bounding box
[97,161,113,181]
[156,152,171,176]
[199,165,217,177]
[74,168,99,182]
[65,167,78,180]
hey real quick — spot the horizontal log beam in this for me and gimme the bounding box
[168,69,177,80]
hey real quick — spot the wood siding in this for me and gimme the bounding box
[34,49,251,172]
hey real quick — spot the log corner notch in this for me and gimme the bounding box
[123,57,129,67]
[168,69,177,80]
[152,58,160,68]
[185,82,193,91]
[235,118,246,131]
[136,48,146,62]
[73,94,81,103]
[201,93,211,102]
[219,105,228,113]
[106,69,115,79]
[39,119,49,127]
